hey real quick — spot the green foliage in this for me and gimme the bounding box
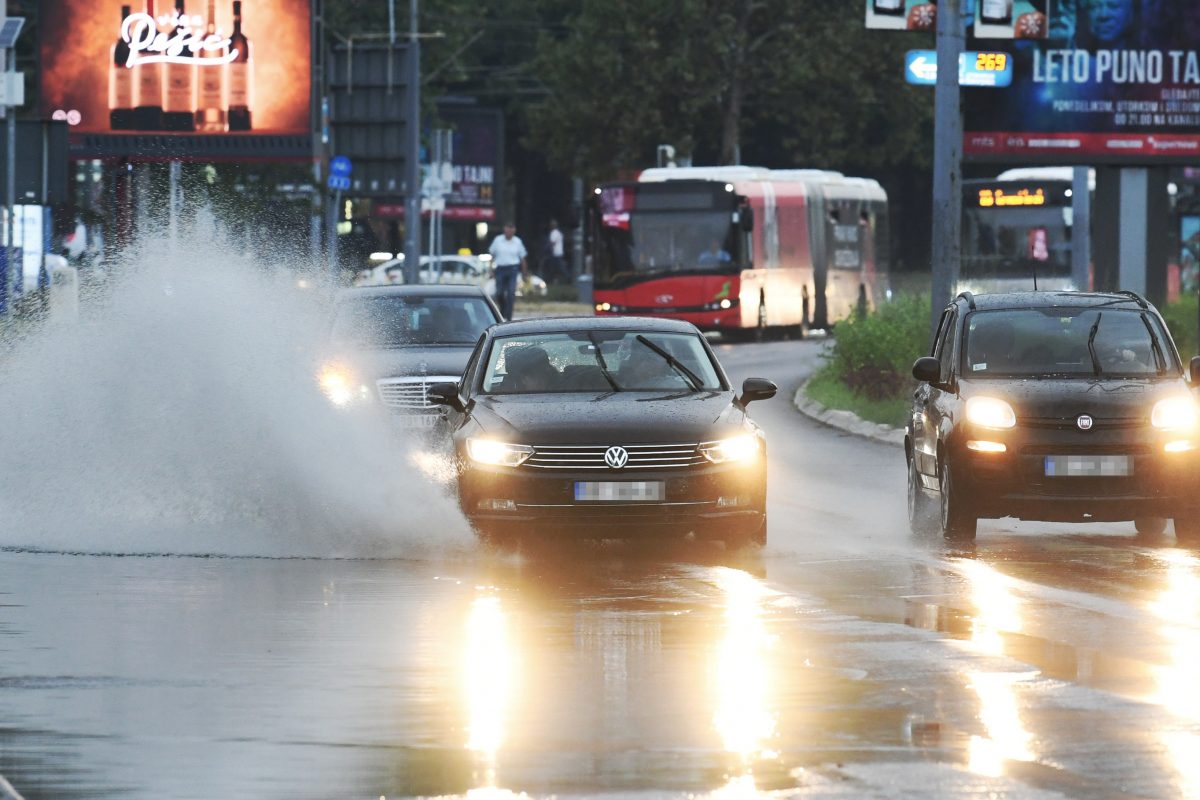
[1163,294,1199,359]
[826,294,931,400]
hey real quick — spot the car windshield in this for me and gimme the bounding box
[963,307,1172,378]
[331,295,496,347]
[481,331,723,394]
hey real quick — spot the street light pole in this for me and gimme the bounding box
[402,0,421,285]
[929,0,964,338]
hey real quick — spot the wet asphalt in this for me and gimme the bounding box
[2,338,1200,799]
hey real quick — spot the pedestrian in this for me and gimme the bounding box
[545,218,566,284]
[488,222,528,321]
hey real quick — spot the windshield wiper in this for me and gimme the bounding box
[635,335,703,391]
[1140,312,1168,375]
[1086,312,1103,377]
[586,332,623,392]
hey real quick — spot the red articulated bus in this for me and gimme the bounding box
[588,166,890,334]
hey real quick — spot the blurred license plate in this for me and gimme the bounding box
[393,413,440,429]
[1044,455,1132,477]
[574,481,664,502]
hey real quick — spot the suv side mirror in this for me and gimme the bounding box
[428,382,465,412]
[739,377,777,405]
[912,357,941,383]
[1191,356,1200,387]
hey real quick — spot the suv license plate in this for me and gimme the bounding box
[1044,455,1132,477]
[392,413,441,429]
[574,481,665,502]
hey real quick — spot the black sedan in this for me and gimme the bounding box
[428,317,777,546]
[316,285,502,429]
[907,291,1200,541]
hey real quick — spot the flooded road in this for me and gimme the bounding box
[3,339,1200,798]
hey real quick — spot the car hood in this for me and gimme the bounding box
[327,346,474,382]
[467,391,749,444]
[961,376,1189,420]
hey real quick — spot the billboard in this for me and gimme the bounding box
[974,0,1051,40]
[965,1,1200,162]
[865,0,938,31]
[40,0,311,159]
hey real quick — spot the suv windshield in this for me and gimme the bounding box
[331,295,495,347]
[482,331,724,394]
[964,308,1173,378]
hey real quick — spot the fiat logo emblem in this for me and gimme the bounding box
[1077,415,1094,431]
[604,446,629,469]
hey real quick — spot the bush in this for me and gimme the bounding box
[827,294,932,401]
[1162,294,1198,359]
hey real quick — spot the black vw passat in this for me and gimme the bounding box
[907,291,1200,541]
[428,317,777,546]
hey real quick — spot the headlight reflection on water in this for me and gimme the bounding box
[465,592,517,760]
[1147,551,1200,796]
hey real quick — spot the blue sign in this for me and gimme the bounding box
[327,175,351,192]
[905,50,1013,88]
[330,155,353,178]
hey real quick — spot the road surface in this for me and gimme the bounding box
[2,338,1198,799]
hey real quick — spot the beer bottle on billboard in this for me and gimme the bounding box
[872,0,905,16]
[227,0,252,131]
[981,0,1013,24]
[196,0,226,132]
[110,5,135,130]
[163,0,196,131]
[133,0,164,129]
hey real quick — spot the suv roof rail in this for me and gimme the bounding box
[1115,289,1149,309]
[957,291,977,311]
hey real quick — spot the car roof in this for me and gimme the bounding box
[335,284,490,301]
[488,315,702,336]
[957,291,1152,312]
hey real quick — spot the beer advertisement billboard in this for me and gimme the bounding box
[965,1,1200,162]
[40,0,311,157]
[864,0,938,31]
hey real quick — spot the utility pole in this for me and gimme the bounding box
[402,0,421,284]
[929,0,964,338]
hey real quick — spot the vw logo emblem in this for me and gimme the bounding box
[604,446,629,469]
[1077,415,1094,431]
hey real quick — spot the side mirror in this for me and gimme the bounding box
[1191,356,1200,387]
[739,377,777,405]
[739,205,755,232]
[428,382,465,412]
[913,357,941,384]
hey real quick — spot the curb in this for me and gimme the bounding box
[793,378,905,447]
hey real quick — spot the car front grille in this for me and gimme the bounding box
[376,376,459,410]
[524,443,707,470]
[1022,416,1147,431]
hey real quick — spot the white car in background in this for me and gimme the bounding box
[357,255,548,297]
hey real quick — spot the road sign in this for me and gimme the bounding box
[327,175,351,192]
[905,50,1013,88]
[330,155,352,178]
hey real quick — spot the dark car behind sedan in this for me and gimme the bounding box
[428,316,777,546]
[907,291,1200,542]
[317,285,502,429]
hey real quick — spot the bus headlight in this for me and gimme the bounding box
[466,438,534,467]
[965,396,1017,430]
[1152,396,1198,432]
[700,434,759,464]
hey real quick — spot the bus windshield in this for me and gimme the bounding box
[962,205,1072,279]
[595,210,742,287]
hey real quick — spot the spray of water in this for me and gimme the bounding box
[0,209,471,558]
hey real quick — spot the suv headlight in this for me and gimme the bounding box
[965,396,1017,430]
[1152,396,1198,431]
[700,434,760,464]
[466,438,534,467]
[318,364,371,407]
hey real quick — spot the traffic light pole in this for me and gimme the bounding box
[402,0,421,285]
[929,0,964,339]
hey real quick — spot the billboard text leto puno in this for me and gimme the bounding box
[40,0,310,141]
[965,1,1200,163]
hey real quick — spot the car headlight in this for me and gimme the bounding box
[965,396,1017,430]
[1152,395,1198,432]
[466,438,534,467]
[318,365,370,407]
[700,434,760,464]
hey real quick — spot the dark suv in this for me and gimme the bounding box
[906,291,1200,541]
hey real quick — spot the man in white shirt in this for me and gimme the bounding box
[545,218,567,284]
[488,222,528,320]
